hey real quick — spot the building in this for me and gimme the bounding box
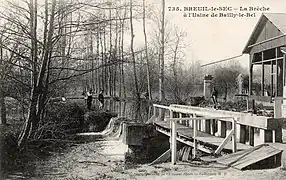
[243,13,286,102]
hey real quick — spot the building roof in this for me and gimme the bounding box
[242,13,286,54]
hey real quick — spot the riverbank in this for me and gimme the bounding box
[5,134,286,180]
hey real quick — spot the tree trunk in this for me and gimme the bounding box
[159,0,165,119]
[0,37,6,125]
[0,87,6,125]
[121,6,127,99]
[172,37,180,103]
[18,0,56,147]
[96,25,100,93]
[130,0,140,101]
[108,6,112,97]
[103,25,108,95]
[143,0,152,100]
[18,0,38,147]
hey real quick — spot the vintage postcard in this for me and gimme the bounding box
[0,0,286,179]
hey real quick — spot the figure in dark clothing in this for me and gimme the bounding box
[87,89,92,110]
[212,87,218,109]
[98,90,104,109]
[82,90,87,103]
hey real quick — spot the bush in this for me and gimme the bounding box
[0,125,20,177]
[36,102,85,140]
[83,111,117,132]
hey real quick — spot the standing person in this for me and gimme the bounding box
[87,89,93,110]
[82,90,87,103]
[212,87,218,109]
[98,90,104,109]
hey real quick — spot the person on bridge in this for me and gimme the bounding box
[212,87,218,109]
[98,90,104,109]
[87,89,93,110]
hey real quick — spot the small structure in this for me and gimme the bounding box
[236,73,245,95]
[243,13,286,102]
[204,74,213,100]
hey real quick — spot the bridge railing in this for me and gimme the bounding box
[152,104,237,165]
[169,104,281,145]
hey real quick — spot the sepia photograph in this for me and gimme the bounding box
[0,0,286,179]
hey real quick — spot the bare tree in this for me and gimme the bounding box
[129,0,140,100]
[168,27,187,103]
[18,0,57,147]
[143,0,152,100]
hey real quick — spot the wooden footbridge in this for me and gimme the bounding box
[149,104,284,168]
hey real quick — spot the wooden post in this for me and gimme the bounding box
[153,106,156,117]
[210,119,213,135]
[193,114,197,158]
[249,127,254,146]
[190,114,193,128]
[205,119,211,134]
[283,54,286,87]
[262,52,265,96]
[249,55,253,95]
[276,48,279,96]
[239,124,246,143]
[272,130,276,143]
[274,98,282,118]
[246,96,249,112]
[170,110,177,165]
[179,113,182,124]
[217,120,226,137]
[232,118,237,153]
[271,60,274,96]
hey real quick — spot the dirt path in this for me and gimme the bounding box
[5,136,286,180]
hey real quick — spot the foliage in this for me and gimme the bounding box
[212,63,246,100]
[0,124,21,177]
[34,102,85,140]
[83,111,116,132]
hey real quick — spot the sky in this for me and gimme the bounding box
[133,0,286,68]
[1,0,286,69]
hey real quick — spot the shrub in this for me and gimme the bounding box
[0,125,20,177]
[83,111,117,132]
[35,102,85,140]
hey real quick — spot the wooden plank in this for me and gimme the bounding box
[150,149,171,165]
[155,121,250,151]
[216,145,264,164]
[216,144,282,170]
[156,128,213,154]
[156,121,249,150]
[215,129,234,154]
[234,146,281,170]
[168,104,281,130]
[145,115,156,124]
[178,146,185,160]
[182,146,191,161]
[165,117,234,122]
